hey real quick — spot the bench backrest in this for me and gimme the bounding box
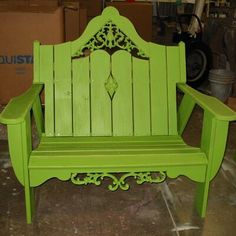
[33,7,186,137]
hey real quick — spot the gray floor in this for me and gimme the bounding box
[1,106,236,236]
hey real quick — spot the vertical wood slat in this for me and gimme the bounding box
[179,42,187,83]
[90,50,111,136]
[33,41,40,83]
[149,43,168,135]
[54,42,72,136]
[72,57,90,136]
[167,46,179,135]
[133,57,150,136]
[40,45,54,136]
[112,50,133,136]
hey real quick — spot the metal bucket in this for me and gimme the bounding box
[209,69,235,102]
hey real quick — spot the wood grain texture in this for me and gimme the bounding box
[54,42,72,136]
[40,46,54,136]
[149,43,168,135]
[72,57,90,136]
[90,50,112,136]
[112,50,133,136]
[166,46,179,135]
[132,57,151,136]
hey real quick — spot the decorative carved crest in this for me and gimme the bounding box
[71,172,166,191]
[73,21,148,58]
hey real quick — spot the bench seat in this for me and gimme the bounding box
[29,136,207,169]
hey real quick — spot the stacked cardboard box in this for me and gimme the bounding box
[62,0,102,41]
[63,1,87,41]
[0,0,101,104]
[106,1,153,42]
[29,0,59,7]
[62,0,102,18]
[78,0,102,21]
[0,1,27,6]
[0,6,64,104]
[0,0,60,7]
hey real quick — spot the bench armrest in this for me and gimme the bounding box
[177,83,236,181]
[177,83,236,121]
[0,84,43,125]
[0,84,43,186]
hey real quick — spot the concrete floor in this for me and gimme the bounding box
[0,106,236,236]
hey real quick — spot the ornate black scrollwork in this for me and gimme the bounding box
[74,21,148,58]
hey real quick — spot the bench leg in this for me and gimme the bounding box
[195,180,210,218]
[25,185,35,224]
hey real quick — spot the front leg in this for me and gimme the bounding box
[196,110,229,217]
[7,112,35,223]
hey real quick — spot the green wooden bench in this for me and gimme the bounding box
[1,7,236,224]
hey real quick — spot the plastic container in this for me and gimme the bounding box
[209,69,235,102]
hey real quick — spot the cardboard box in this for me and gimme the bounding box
[106,2,153,41]
[79,8,87,35]
[0,0,28,6]
[64,2,88,41]
[63,0,102,17]
[78,0,102,17]
[0,7,64,104]
[63,0,101,42]
[227,97,236,111]
[64,2,80,41]
[29,0,59,7]
[0,0,59,7]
